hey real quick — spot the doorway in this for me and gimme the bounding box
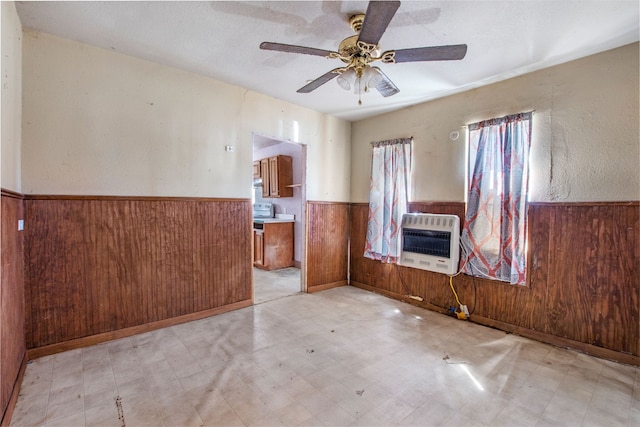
[251,133,306,303]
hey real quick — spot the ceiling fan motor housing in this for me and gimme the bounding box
[339,13,383,64]
[338,35,362,59]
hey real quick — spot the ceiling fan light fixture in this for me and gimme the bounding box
[349,65,382,95]
[364,66,383,90]
[337,68,356,90]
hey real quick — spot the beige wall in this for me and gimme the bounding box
[1,1,22,192]
[21,31,351,201]
[351,43,640,203]
[20,30,639,203]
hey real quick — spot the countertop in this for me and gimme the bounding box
[253,218,295,224]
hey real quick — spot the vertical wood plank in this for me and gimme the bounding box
[350,201,639,357]
[306,201,349,290]
[1,193,26,419]
[23,196,252,349]
[525,203,550,333]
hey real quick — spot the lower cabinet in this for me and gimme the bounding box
[253,222,294,270]
[253,230,265,266]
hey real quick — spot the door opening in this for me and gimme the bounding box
[251,132,307,304]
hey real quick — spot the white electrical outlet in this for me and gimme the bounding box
[18,219,24,231]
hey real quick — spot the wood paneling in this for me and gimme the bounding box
[27,299,252,360]
[0,355,25,427]
[1,192,26,425]
[24,196,252,349]
[306,201,349,292]
[350,202,466,298]
[408,202,466,219]
[350,201,640,363]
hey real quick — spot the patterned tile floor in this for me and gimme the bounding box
[11,286,639,426]
[254,267,301,304]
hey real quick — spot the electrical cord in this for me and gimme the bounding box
[457,237,478,315]
[394,263,413,297]
[445,238,474,318]
[394,236,477,315]
[448,275,463,307]
[451,237,471,277]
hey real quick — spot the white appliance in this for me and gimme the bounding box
[400,213,461,275]
[253,203,274,219]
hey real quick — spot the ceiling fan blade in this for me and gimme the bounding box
[373,67,399,97]
[260,42,336,58]
[357,1,400,46]
[297,69,341,93]
[386,44,468,63]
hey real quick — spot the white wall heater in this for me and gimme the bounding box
[400,213,461,275]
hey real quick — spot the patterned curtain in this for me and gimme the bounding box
[364,138,412,263]
[461,112,532,284]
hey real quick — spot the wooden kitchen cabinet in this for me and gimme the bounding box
[253,222,294,270]
[252,161,261,179]
[259,155,293,198]
[253,230,264,266]
[260,158,270,198]
[269,155,293,197]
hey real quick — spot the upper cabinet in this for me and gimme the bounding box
[252,161,261,179]
[269,155,293,197]
[259,155,293,198]
[260,158,270,198]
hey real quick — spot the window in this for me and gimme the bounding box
[461,112,532,284]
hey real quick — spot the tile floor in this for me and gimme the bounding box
[11,286,639,427]
[253,267,301,304]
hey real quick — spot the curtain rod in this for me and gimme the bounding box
[461,110,535,128]
[370,136,413,146]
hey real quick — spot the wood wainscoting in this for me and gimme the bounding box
[306,201,350,293]
[350,201,639,365]
[1,190,26,426]
[23,196,253,351]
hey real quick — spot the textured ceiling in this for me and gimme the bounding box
[15,1,640,122]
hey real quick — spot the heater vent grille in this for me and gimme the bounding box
[400,213,460,275]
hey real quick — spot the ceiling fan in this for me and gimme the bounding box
[260,1,467,104]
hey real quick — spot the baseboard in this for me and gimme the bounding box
[350,281,639,366]
[307,280,347,293]
[27,299,252,360]
[1,353,27,427]
[350,281,450,315]
[469,314,639,366]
